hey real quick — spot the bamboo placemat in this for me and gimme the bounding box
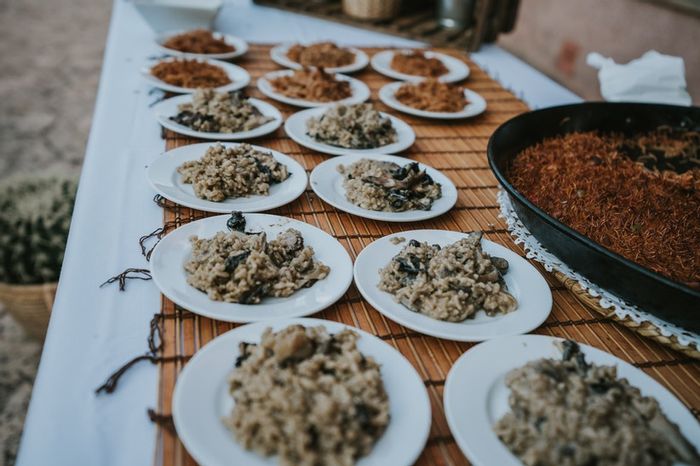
[152,45,700,466]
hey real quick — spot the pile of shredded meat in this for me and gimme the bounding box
[286,42,356,68]
[269,68,352,102]
[162,29,235,54]
[394,79,468,113]
[390,51,448,77]
[150,59,231,88]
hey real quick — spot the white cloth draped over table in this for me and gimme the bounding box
[16,1,579,465]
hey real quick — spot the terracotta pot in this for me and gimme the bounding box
[0,281,57,339]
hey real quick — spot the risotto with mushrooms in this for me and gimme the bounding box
[171,90,273,133]
[185,214,329,303]
[494,340,700,466]
[337,159,441,211]
[378,232,517,321]
[225,324,390,466]
[177,143,290,202]
[306,104,397,149]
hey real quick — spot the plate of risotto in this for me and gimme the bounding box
[310,154,457,222]
[284,103,415,156]
[371,49,470,83]
[270,42,369,74]
[257,69,371,108]
[153,90,283,140]
[172,318,431,466]
[354,230,551,341]
[150,213,353,322]
[444,335,700,466]
[147,142,307,213]
[378,80,487,119]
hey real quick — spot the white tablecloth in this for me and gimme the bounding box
[16,2,579,465]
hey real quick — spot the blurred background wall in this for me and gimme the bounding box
[498,0,700,103]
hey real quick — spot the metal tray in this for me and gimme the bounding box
[487,102,700,333]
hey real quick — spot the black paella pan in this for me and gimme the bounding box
[487,102,700,333]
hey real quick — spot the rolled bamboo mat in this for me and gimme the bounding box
[153,45,700,466]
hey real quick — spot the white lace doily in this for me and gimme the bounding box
[497,190,700,350]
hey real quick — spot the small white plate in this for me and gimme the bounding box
[172,317,431,466]
[310,154,457,222]
[155,30,249,60]
[147,142,307,213]
[371,49,470,83]
[142,57,251,94]
[284,107,415,156]
[270,43,369,74]
[354,230,552,341]
[378,82,487,119]
[257,70,371,108]
[444,335,700,466]
[153,94,283,141]
[150,214,353,322]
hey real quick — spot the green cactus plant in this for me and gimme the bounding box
[0,173,78,285]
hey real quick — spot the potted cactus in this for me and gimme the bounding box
[0,173,78,339]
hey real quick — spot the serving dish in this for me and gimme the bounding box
[354,230,552,341]
[150,214,353,322]
[270,43,369,74]
[371,49,470,83]
[173,318,431,466]
[284,107,415,156]
[443,334,700,466]
[141,57,250,94]
[155,30,249,60]
[152,94,283,141]
[488,102,700,332]
[147,142,307,213]
[257,70,371,108]
[309,154,457,222]
[378,82,486,119]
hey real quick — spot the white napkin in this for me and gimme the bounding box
[586,50,692,106]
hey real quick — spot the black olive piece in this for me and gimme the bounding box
[421,173,434,185]
[307,426,319,450]
[491,256,509,272]
[387,189,409,208]
[540,366,562,382]
[396,254,422,275]
[559,445,576,457]
[355,403,376,435]
[320,367,336,376]
[575,352,589,373]
[392,162,419,180]
[234,342,253,367]
[589,380,612,394]
[408,239,421,248]
[225,251,250,272]
[227,211,246,232]
[561,339,578,361]
[240,284,265,304]
[534,416,547,432]
[254,159,272,182]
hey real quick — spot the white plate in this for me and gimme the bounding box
[371,49,470,83]
[310,154,457,222]
[270,43,369,74]
[147,142,307,213]
[284,107,415,156]
[153,94,283,141]
[378,82,487,119]
[257,70,371,108]
[141,57,251,94]
[354,230,552,341]
[444,335,700,466]
[155,30,249,60]
[150,214,353,322]
[172,317,431,466]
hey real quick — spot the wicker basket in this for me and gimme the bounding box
[0,282,57,339]
[342,0,401,20]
